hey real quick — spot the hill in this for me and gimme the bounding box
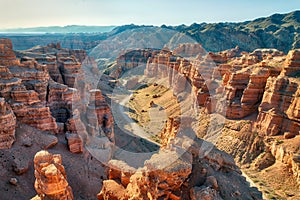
[0,25,116,33]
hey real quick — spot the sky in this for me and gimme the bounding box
[0,0,300,28]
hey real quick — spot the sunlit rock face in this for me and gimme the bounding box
[255,50,300,136]
[0,40,57,132]
[32,150,74,200]
[0,97,16,149]
[97,115,262,200]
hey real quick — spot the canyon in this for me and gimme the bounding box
[0,10,299,200]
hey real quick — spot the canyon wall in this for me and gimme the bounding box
[0,39,115,155]
[143,47,299,138]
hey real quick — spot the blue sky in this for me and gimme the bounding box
[1,0,299,28]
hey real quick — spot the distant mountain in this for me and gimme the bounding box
[89,10,300,63]
[0,25,116,33]
[163,10,300,53]
[1,11,300,53]
[89,27,197,60]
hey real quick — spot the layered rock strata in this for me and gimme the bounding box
[255,50,300,136]
[98,107,262,200]
[144,46,299,138]
[0,97,16,149]
[32,150,74,200]
[86,89,114,142]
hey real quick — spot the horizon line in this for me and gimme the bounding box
[0,9,298,30]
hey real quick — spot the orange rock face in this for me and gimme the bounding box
[0,38,20,66]
[33,150,74,200]
[255,77,300,135]
[87,89,114,142]
[143,46,299,138]
[98,147,193,200]
[255,50,300,136]
[0,98,16,149]
[114,49,155,78]
[98,113,262,200]
[65,132,83,153]
[0,40,58,132]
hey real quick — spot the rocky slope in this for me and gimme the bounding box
[165,10,300,53]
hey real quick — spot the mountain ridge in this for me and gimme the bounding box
[0,25,116,33]
[1,10,300,53]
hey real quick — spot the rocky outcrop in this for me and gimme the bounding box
[173,43,206,57]
[86,89,114,142]
[280,49,300,77]
[255,77,300,136]
[32,150,74,200]
[267,136,300,186]
[35,56,64,84]
[98,113,262,200]
[220,66,270,119]
[47,80,80,123]
[65,109,87,153]
[0,38,20,66]
[0,98,16,149]
[144,47,300,138]
[0,48,57,132]
[216,49,286,119]
[98,140,261,200]
[65,132,83,154]
[255,50,300,136]
[111,49,156,78]
[98,146,193,200]
[16,43,88,99]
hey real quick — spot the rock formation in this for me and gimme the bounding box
[0,42,57,132]
[0,97,16,149]
[0,38,117,159]
[1,35,299,199]
[86,89,114,142]
[110,49,156,78]
[143,47,300,139]
[32,150,74,200]
[255,50,300,136]
[98,133,262,200]
[173,43,206,57]
[98,110,262,199]
[0,38,20,66]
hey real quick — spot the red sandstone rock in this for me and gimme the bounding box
[65,132,83,153]
[33,150,74,200]
[281,49,300,76]
[107,160,136,187]
[0,97,16,149]
[255,76,300,136]
[0,38,20,66]
[0,40,58,132]
[87,89,114,142]
[115,49,155,78]
[97,180,128,200]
